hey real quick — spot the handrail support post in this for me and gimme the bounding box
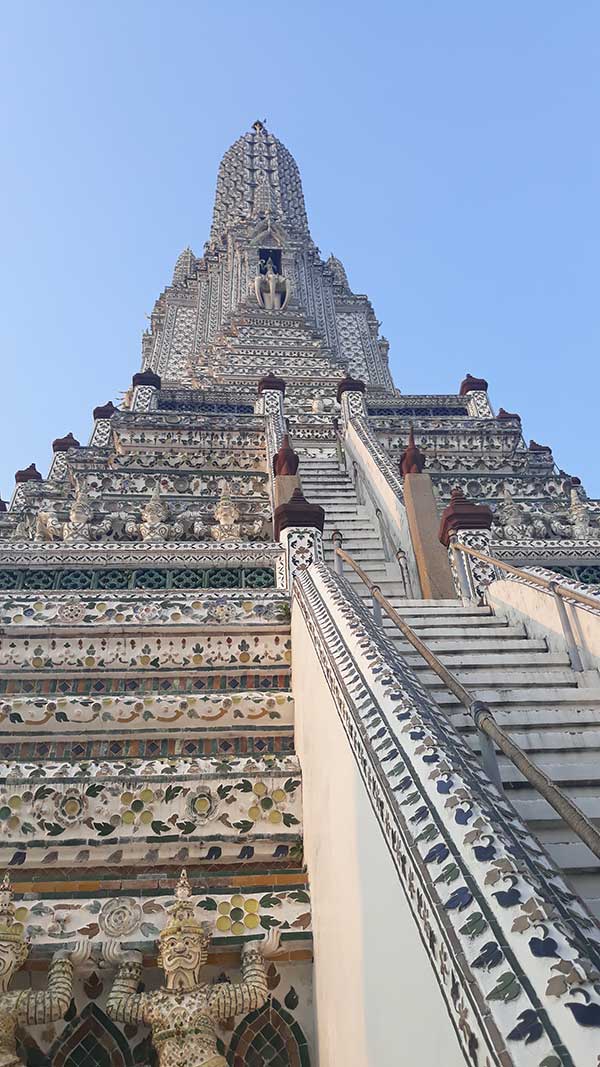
[470,700,504,792]
[549,581,585,671]
[451,537,475,603]
[371,586,383,627]
[332,531,344,576]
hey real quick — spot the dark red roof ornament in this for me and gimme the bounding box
[93,401,118,420]
[273,434,299,476]
[497,407,521,421]
[399,426,426,476]
[132,370,161,390]
[438,487,493,547]
[274,489,325,539]
[459,373,488,396]
[15,464,42,483]
[336,374,366,404]
[258,371,286,394]
[52,432,80,453]
[529,440,552,454]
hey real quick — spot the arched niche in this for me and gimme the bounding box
[49,1003,133,1067]
[227,997,310,1066]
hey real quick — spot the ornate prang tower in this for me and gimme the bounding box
[0,123,599,1067]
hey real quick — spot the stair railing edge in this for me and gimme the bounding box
[292,560,600,1066]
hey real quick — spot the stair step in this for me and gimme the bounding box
[508,790,600,824]
[390,637,545,652]
[435,687,600,707]
[400,650,571,669]
[452,705,600,729]
[415,667,578,688]
[376,605,493,619]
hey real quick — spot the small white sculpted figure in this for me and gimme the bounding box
[126,485,183,542]
[34,505,63,542]
[106,870,279,1067]
[212,489,241,541]
[0,874,90,1067]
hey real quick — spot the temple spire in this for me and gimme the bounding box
[210,124,309,243]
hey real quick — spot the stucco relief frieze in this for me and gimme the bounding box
[110,449,266,472]
[0,631,291,673]
[0,587,288,628]
[0,690,295,734]
[73,469,269,498]
[10,885,311,949]
[0,757,302,854]
[430,474,570,503]
[0,541,283,570]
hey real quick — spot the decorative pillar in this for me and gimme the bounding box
[336,374,366,428]
[272,434,301,509]
[258,372,286,444]
[439,488,494,602]
[90,401,118,447]
[48,432,80,482]
[399,429,455,599]
[131,370,161,412]
[274,489,325,584]
[11,463,42,512]
[459,373,494,418]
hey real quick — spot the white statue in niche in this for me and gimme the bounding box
[105,870,279,1067]
[254,257,290,311]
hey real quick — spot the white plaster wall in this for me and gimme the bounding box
[292,607,465,1067]
[487,579,600,672]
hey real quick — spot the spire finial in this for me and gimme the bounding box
[175,868,192,901]
[252,119,267,132]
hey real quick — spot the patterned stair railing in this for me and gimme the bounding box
[262,389,287,517]
[340,414,420,595]
[293,559,600,1066]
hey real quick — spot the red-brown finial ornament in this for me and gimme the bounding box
[132,370,161,390]
[273,435,299,476]
[15,464,42,483]
[336,374,366,404]
[274,489,325,539]
[399,426,426,476]
[258,371,286,394]
[52,432,81,453]
[93,401,118,420]
[459,373,488,396]
[438,487,493,547]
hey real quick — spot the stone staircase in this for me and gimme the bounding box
[297,450,407,593]
[295,446,600,920]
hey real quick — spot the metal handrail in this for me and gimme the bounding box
[332,536,600,861]
[453,540,600,611]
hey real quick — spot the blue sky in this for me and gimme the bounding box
[2,2,599,494]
